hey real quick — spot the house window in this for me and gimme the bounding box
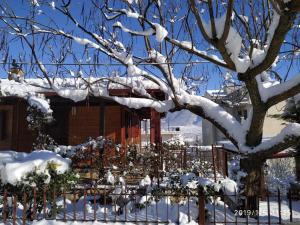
[0,111,6,140]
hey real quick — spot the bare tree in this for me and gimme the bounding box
[1,0,300,210]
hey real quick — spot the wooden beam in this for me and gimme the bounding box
[150,108,161,145]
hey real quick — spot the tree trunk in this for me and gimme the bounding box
[239,156,265,212]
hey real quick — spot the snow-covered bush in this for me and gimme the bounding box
[27,102,57,151]
[188,159,214,178]
[0,150,79,218]
[266,158,296,194]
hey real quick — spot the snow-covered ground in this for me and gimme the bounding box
[208,197,300,225]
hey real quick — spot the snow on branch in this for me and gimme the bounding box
[250,10,280,68]
[178,93,245,147]
[245,123,300,155]
[111,96,174,113]
[113,21,155,37]
[256,72,300,105]
[167,38,228,68]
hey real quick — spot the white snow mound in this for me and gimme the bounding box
[0,150,70,185]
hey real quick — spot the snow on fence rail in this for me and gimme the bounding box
[1,185,300,225]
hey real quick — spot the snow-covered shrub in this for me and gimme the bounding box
[189,159,214,177]
[0,150,79,218]
[266,158,296,194]
[27,102,57,151]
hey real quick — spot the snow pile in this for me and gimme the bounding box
[1,80,52,114]
[53,84,89,102]
[220,178,237,196]
[0,150,70,185]
[139,175,151,187]
[28,94,52,114]
[105,170,115,185]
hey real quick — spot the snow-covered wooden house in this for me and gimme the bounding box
[0,79,165,152]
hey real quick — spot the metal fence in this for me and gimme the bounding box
[0,185,203,225]
[1,185,300,225]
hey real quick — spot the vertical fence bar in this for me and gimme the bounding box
[104,185,107,221]
[93,187,97,221]
[124,186,127,222]
[177,201,180,224]
[22,192,27,225]
[83,188,87,221]
[134,194,137,223]
[211,145,217,182]
[289,189,293,222]
[63,187,66,221]
[32,187,37,220]
[213,196,216,225]
[3,189,7,223]
[156,194,158,223]
[43,187,47,219]
[224,196,227,224]
[167,193,169,222]
[73,191,77,221]
[198,188,205,225]
[245,196,249,225]
[13,194,17,225]
[146,191,148,222]
[114,187,117,222]
[257,195,260,225]
[278,188,282,224]
[52,187,57,220]
[267,192,271,225]
[188,194,191,223]
[234,187,237,225]
[184,148,187,169]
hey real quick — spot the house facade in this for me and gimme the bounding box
[202,84,286,145]
[0,80,165,152]
[202,85,252,145]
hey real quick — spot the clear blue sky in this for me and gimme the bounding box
[0,0,299,94]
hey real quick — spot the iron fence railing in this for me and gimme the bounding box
[1,185,300,225]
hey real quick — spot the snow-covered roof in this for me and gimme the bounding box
[0,77,163,102]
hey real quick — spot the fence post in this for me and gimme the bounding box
[198,187,206,225]
[211,145,217,182]
[22,192,27,225]
[183,148,187,169]
[3,189,7,223]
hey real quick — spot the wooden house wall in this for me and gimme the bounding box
[0,99,34,152]
[0,105,14,150]
[105,106,122,143]
[12,100,34,152]
[0,99,143,152]
[68,106,100,145]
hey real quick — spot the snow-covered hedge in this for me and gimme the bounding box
[0,150,70,185]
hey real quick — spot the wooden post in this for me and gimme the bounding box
[150,108,162,183]
[150,108,161,145]
[198,187,206,225]
[211,145,217,182]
